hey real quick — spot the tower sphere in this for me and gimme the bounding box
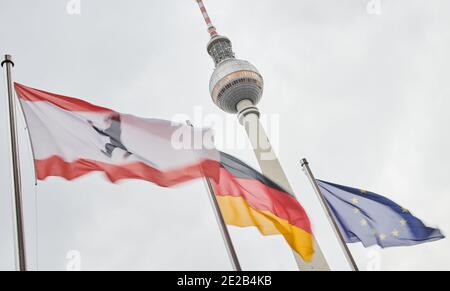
[207,35,264,114]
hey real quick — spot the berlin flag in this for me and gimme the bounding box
[14,83,220,186]
[15,83,315,261]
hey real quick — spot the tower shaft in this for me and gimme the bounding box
[237,100,331,271]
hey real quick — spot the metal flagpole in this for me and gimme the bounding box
[2,54,27,271]
[185,121,242,271]
[202,176,242,271]
[300,158,359,271]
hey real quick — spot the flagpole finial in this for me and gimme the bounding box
[1,55,14,67]
[300,158,310,169]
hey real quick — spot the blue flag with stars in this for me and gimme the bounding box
[317,180,444,248]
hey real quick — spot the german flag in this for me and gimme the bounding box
[210,152,314,261]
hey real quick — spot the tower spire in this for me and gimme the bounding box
[196,0,235,66]
[196,0,218,37]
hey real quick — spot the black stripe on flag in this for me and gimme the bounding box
[218,151,294,198]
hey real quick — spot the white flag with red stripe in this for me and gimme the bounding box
[15,83,219,186]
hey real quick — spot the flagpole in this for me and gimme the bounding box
[2,54,27,271]
[202,176,242,271]
[300,158,358,271]
[185,121,242,271]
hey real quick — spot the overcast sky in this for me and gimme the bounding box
[0,0,449,271]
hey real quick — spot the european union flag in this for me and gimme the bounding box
[317,180,444,248]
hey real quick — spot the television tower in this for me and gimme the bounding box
[195,0,330,271]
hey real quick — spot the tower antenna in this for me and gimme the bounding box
[196,0,218,37]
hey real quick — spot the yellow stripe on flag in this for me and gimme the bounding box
[217,195,314,262]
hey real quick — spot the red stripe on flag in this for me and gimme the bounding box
[35,155,220,187]
[211,167,312,234]
[15,83,114,113]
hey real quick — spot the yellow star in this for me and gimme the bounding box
[379,233,386,241]
[401,208,409,213]
[360,189,367,194]
[391,229,400,237]
[400,219,407,226]
[353,208,360,214]
[360,219,368,226]
[352,197,359,204]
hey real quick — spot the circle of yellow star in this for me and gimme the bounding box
[391,229,400,237]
